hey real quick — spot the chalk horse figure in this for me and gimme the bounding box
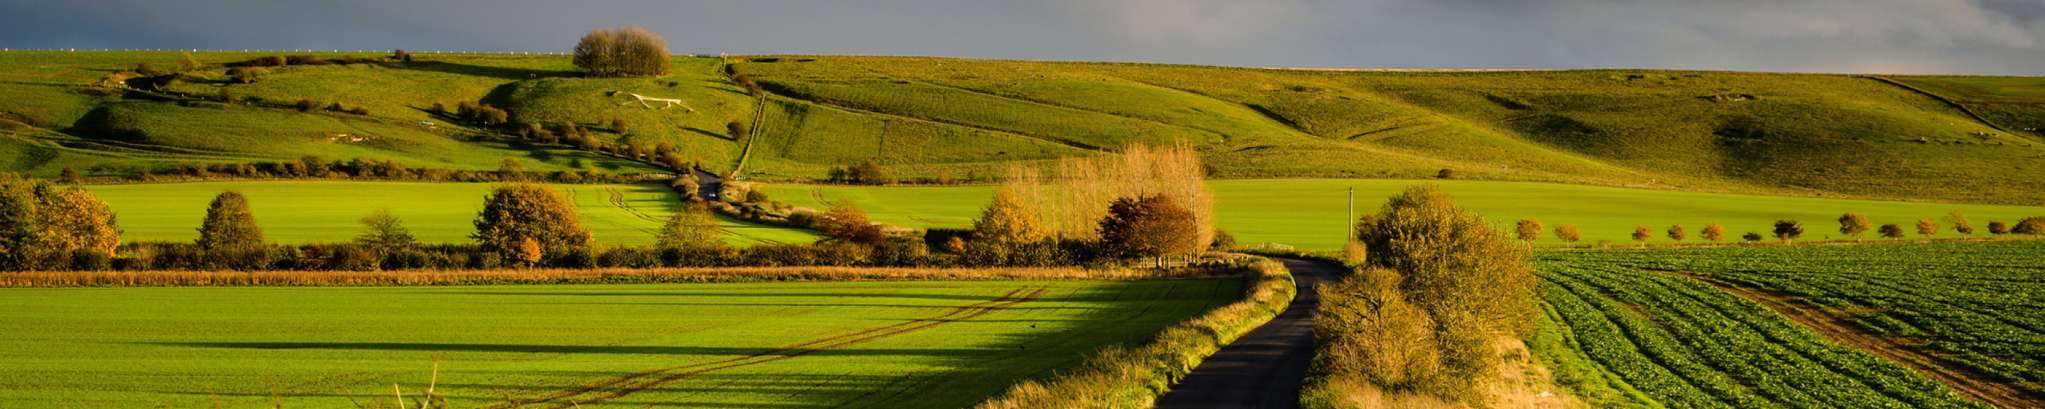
[613,91,696,113]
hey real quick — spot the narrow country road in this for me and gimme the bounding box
[1155,257,1345,409]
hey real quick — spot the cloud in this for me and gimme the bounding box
[2,0,2043,74]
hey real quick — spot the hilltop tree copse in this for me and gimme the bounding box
[1554,224,1581,244]
[1838,213,1872,241]
[974,188,1049,247]
[1098,194,1201,264]
[1632,225,1652,247]
[1947,210,1975,235]
[572,26,670,77]
[197,190,264,250]
[1345,184,1535,395]
[472,184,594,264]
[1774,219,1804,244]
[657,204,725,250]
[1917,218,1939,237]
[1879,224,1906,240]
[1702,223,1726,242]
[1667,224,1687,242]
[1515,218,1543,242]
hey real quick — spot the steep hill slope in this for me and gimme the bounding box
[3,52,2041,204]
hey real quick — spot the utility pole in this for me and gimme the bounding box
[1347,187,1355,234]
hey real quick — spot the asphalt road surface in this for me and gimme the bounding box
[1155,257,1345,409]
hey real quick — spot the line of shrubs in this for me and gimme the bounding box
[76,157,668,184]
[37,235,1108,272]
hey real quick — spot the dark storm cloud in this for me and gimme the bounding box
[2,0,2042,74]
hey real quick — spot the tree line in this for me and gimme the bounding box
[1509,210,2042,248]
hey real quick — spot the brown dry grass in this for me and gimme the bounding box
[0,265,1187,288]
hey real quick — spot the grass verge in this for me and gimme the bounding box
[974,256,1295,408]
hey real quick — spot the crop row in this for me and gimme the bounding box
[1550,240,2045,397]
[1536,255,1990,408]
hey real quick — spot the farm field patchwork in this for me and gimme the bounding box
[86,181,820,246]
[0,277,1243,408]
[1542,241,2045,407]
[758,179,2045,250]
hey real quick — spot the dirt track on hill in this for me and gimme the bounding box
[1690,274,2041,409]
[1154,257,1343,409]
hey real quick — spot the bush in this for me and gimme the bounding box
[1631,225,1652,246]
[1988,220,2010,235]
[2016,217,2045,235]
[1666,224,1687,242]
[1773,219,1804,243]
[472,183,594,265]
[813,201,885,245]
[1097,194,1200,263]
[1344,185,1534,398]
[1879,224,1906,240]
[1554,224,1581,243]
[1917,218,1939,237]
[1702,223,1726,242]
[197,190,264,250]
[1515,219,1542,242]
[1742,232,1765,242]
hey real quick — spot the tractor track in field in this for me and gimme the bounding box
[496,287,1047,409]
[1683,272,2042,409]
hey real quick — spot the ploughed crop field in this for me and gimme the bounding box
[85,181,820,246]
[0,278,1241,408]
[760,179,2045,250]
[1530,240,2045,408]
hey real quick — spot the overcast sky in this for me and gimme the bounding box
[4,0,2044,75]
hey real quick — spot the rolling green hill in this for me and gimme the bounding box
[4,51,2043,204]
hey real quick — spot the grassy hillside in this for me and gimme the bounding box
[86,181,819,246]
[759,179,2045,250]
[0,278,1238,408]
[5,51,2044,203]
[734,58,2045,203]
[0,52,662,177]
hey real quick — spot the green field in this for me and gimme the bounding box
[86,181,819,246]
[758,179,2045,250]
[1547,241,2045,403]
[8,52,2045,204]
[1532,251,1984,408]
[1530,241,2045,408]
[0,277,1241,408]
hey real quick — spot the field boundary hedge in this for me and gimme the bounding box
[973,256,1296,408]
[0,265,1232,288]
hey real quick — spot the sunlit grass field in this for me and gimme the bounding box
[0,278,1241,408]
[86,181,818,246]
[760,179,2045,250]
